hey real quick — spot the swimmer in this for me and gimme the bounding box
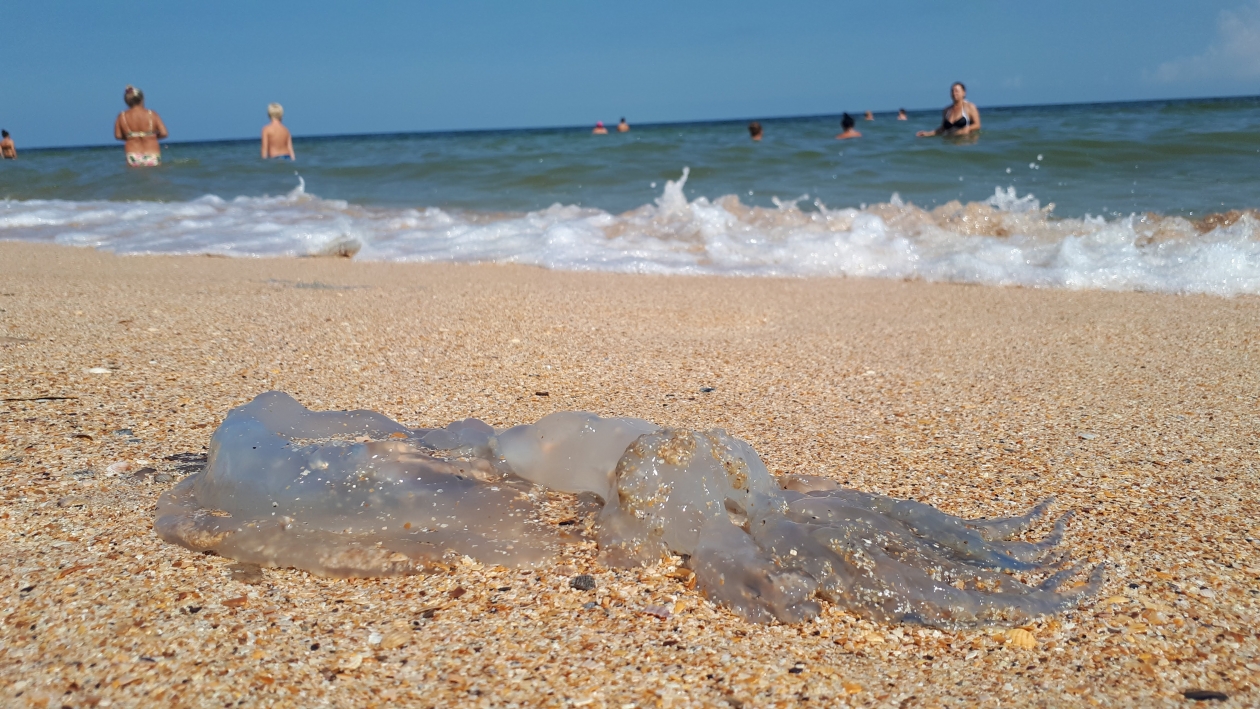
[592,121,608,135]
[897,108,908,121]
[0,130,14,159]
[864,110,874,121]
[748,121,763,141]
[261,103,296,160]
[835,113,861,140]
[114,86,168,167]
[617,117,630,133]
[917,82,981,137]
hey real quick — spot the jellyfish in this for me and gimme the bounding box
[156,392,1104,626]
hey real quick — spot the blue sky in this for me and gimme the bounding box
[3,0,1260,147]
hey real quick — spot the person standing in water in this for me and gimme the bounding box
[617,117,630,133]
[748,121,763,141]
[592,121,608,135]
[114,85,168,167]
[863,111,874,121]
[917,82,981,137]
[261,103,296,160]
[897,108,908,121]
[835,113,861,140]
[0,130,15,159]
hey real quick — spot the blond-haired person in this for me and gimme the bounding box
[261,103,295,160]
[114,86,168,167]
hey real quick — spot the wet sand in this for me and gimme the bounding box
[1,241,1257,708]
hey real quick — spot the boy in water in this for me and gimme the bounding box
[0,130,14,159]
[261,103,295,160]
[617,117,630,133]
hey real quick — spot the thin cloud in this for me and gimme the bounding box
[1152,1,1260,82]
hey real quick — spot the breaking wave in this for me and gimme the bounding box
[3,170,1259,295]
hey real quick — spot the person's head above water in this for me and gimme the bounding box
[951,82,967,103]
[748,121,763,139]
[124,85,144,107]
[841,113,856,130]
[1,130,8,138]
[268,103,284,120]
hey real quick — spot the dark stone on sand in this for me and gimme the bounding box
[570,574,596,591]
[699,386,715,393]
[111,429,134,437]
[1182,689,1228,701]
[131,467,158,481]
[535,391,549,397]
[154,473,173,483]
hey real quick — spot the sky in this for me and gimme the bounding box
[3,0,1260,148]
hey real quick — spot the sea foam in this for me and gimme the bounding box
[3,171,1259,295]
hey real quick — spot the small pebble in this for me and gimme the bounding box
[105,460,134,475]
[111,429,134,437]
[57,495,88,508]
[228,563,265,584]
[154,473,173,483]
[699,386,715,393]
[570,574,597,591]
[642,604,672,619]
[368,632,383,646]
[87,367,111,374]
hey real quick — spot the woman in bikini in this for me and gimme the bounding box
[114,86,168,167]
[916,82,980,137]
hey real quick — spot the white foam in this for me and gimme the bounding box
[2,171,1258,295]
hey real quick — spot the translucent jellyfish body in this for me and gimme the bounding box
[156,392,1103,626]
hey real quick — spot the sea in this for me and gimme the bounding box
[3,96,1260,295]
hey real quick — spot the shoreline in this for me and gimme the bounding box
[1,242,1257,707]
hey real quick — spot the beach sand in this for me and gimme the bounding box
[1,241,1257,708]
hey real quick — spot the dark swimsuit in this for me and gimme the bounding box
[940,107,971,133]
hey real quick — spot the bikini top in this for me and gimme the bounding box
[940,105,970,131]
[120,110,157,139]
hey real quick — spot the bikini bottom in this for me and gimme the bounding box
[127,153,161,167]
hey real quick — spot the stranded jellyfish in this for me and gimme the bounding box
[156,392,1104,626]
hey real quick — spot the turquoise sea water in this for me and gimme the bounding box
[2,96,1260,293]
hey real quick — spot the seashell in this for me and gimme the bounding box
[105,460,134,475]
[1101,595,1130,605]
[1005,628,1037,649]
[379,629,411,650]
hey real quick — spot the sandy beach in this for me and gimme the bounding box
[1,240,1257,708]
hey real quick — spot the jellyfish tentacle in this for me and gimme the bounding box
[966,497,1055,541]
[985,511,1073,563]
